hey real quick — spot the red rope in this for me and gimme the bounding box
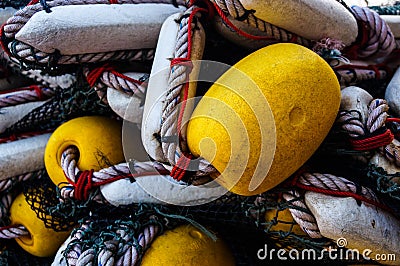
[169,8,206,181]
[211,1,278,41]
[109,0,119,3]
[349,129,393,151]
[386,117,400,124]
[110,70,143,85]
[86,64,114,87]
[32,85,44,100]
[68,168,171,201]
[295,182,395,216]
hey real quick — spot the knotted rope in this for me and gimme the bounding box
[337,98,400,166]
[59,146,169,202]
[84,64,148,97]
[0,85,54,107]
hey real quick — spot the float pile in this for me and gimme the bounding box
[0,0,400,265]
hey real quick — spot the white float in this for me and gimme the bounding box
[15,4,186,55]
[305,191,400,265]
[239,0,358,45]
[0,133,51,180]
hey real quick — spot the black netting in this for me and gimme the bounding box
[22,172,75,232]
[370,2,400,15]
[0,0,31,9]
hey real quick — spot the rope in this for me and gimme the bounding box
[60,146,170,201]
[294,172,394,215]
[85,64,147,96]
[282,190,322,239]
[0,225,29,239]
[338,98,400,166]
[0,169,46,193]
[0,193,13,223]
[279,171,394,240]
[346,6,396,59]
[0,85,54,107]
[7,40,155,69]
[64,222,160,266]
[158,7,217,182]
[209,0,312,47]
[329,59,392,87]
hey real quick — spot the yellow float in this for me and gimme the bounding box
[141,224,235,265]
[44,116,124,186]
[187,43,340,195]
[9,193,71,257]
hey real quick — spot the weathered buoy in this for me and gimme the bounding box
[187,43,341,195]
[239,0,358,45]
[106,72,147,125]
[142,10,205,163]
[141,225,235,266]
[9,193,71,257]
[305,191,400,265]
[385,67,400,116]
[44,116,124,186]
[15,4,186,55]
[0,133,51,180]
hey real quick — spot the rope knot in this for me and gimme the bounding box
[86,64,114,87]
[349,128,394,151]
[170,58,194,74]
[170,153,194,181]
[72,169,94,201]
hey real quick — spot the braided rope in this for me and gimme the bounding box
[210,0,312,47]
[337,110,366,138]
[8,41,155,67]
[84,66,148,97]
[282,190,322,239]
[0,86,54,107]
[3,0,187,38]
[283,172,386,239]
[297,172,378,202]
[338,98,400,166]
[60,146,169,201]
[116,225,159,266]
[349,6,396,58]
[0,225,29,239]
[329,59,391,87]
[0,170,45,193]
[65,223,159,266]
[159,8,217,180]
